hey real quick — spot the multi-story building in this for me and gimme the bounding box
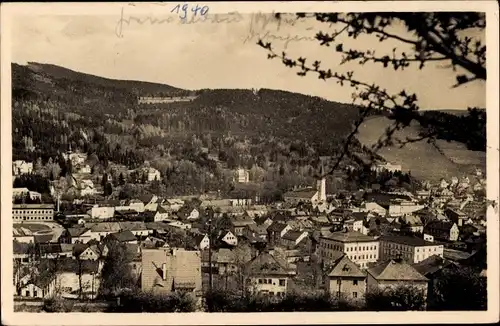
[244,252,295,298]
[141,248,202,297]
[379,235,444,264]
[325,254,367,300]
[424,221,460,242]
[12,204,55,222]
[319,231,379,269]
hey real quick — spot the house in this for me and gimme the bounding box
[231,217,256,236]
[13,227,35,244]
[363,202,387,216]
[219,230,238,246]
[87,205,115,219]
[164,199,185,212]
[141,248,202,297]
[283,188,319,205]
[243,224,268,241]
[154,206,170,222]
[195,234,210,250]
[379,235,444,264]
[13,241,32,263]
[400,214,424,234]
[119,221,150,237]
[244,251,295,297]
[12,188,42,202]
[105,230,138,244]
[444,208,467,227]
[325,254,367,300]
[412,255,459,307]
[254,215,274,228]
[424,221,459,242]
[319,231,379,269]
[55,258,101,299]
[281,230,309,248]
[13,160,33,175]
[62,228,92,244]
[73,244,101,260]
[139,194,159,211]
[388,202,425,217]
[167,220,192,230]
[18,276,56,299]
[138,167,161,182]
[89,222,121,241]
[267,222,293,246]
[366,259,428,298]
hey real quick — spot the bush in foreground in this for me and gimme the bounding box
[107,290,197,312]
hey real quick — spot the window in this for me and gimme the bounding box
[34,290,38,297]
[258,279,263,284]
[279,279,286,286]
[270,292,275,296]
[268,279,272,284]
[353,280,358,285]
[25,291,30,297]
[353,292,358,298]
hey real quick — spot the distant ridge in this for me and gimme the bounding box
[23,62,187,96]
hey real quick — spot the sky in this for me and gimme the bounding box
[10,6,486,110]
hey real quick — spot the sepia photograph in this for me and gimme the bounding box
[1,1,499,325]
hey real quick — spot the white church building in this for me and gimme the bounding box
[283,166,327,205]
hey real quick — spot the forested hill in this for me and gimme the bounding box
[11,62,364,174]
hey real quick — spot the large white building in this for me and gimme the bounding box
[379,235,444,264]
[13,204,55,222]
[319,231,380,269]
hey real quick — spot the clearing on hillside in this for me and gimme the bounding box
[356,116,486,183]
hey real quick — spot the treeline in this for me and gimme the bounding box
[103,265,486,313]
[418,108,486,151]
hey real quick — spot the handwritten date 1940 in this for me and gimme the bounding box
[171,3,209,20]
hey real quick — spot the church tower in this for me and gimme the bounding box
[316,163,327,202]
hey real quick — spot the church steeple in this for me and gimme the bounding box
[316,161,327,202]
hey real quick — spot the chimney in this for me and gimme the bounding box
[162,263,167,280]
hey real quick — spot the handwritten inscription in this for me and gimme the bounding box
[171,3,209,20]
[115,7,318,48]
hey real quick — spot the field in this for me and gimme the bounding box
[355,116,486,183]
[13,223,50,232]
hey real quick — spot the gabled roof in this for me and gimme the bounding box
[412,255,456,276]
[426,221,456,231]
[34,234,54,244]
[141,248,201,292]
[244,252,291,276]
[119,221,147,231]
[283,189,318,199]
[282,230,306,242]
[13,240,31,255]
[108,230,137,242]
[194,234,209,244]
[90,222,121,233]
[38,243,62,255]
[67,227,90,237]
[328,255,366,278]
[267,221,289,233]
[368,260,427,281]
